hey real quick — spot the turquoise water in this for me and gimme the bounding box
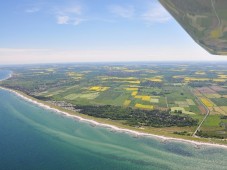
[0,71,227,170]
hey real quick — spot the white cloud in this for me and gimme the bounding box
[109,5,134,18]
[57,16,70,24]
[56,16,85,25]
[54,5,84,25]
[142,3,172,23]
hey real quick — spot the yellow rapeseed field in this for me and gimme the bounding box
[184,77,210,82]
[141,96,151,101]
[135,104,154,110]
[200,97,215,107]
[195,71,206,75]
[67,72,84,77]
[131,91,138,96]
[90,86,109,91]
[146,78,162,82]
[218,74,227,79]
[127,80,141,84]
[213,79,226,82]
[125,88,138,91]
[134,95,151,101]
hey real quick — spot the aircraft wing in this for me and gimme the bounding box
[159,0,227,55]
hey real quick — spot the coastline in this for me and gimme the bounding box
[1,86,227,149]
[0,72,12,81]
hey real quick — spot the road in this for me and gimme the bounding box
[192,103,210,137]
[188,86,210,137]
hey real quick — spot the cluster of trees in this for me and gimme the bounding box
[75,105,198,128]
[105,71,143,77]
[196,130,225,139]
[32,95,51,101]
[220,115,227,119]
[188,82,211,87]
[173,131,190,136]
[140,81,163,88]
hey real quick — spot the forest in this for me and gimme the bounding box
[75,105,198,127]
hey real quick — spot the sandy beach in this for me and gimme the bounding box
[1,86,227,149]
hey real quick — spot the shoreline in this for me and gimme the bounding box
[0,72,12,81]
[1,86,227,149]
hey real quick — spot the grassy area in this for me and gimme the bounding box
[64,92,99,100]
[202,115,221,127]
[211,98,227,106]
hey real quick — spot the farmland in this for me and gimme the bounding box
[1,62,227,141]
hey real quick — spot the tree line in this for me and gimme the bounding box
[75,105,198,128]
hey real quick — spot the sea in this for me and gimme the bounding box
[0,70,227,170]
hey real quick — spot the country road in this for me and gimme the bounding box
[187,86,210,137]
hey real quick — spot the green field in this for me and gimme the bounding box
[64,92,100,100]
[211,98,227,106]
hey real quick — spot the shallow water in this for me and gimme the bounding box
[0,71,227,170]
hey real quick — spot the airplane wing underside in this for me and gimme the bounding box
[159,0,227,55]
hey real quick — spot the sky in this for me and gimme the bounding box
[1,0,227,64]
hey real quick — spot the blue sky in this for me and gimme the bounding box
[1,0,227,64]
